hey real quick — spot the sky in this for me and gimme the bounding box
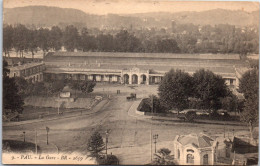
[3,0,259,15]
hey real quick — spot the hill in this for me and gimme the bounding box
[3,6,259,29]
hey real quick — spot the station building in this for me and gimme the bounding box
[43,52,248,88]
[7,61,45,82]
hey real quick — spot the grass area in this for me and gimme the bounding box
[20,106,86,121]
[3,140,40,153]
[24,96,94,109]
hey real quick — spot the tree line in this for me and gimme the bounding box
[3,23,258,57]
[139,68,258,141]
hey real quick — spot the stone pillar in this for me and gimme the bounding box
[120,74,124,84]
[129,74,132,84]
[146,75,150,85]
[138,75,141,84]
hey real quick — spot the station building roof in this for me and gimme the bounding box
[44,52,247,78]
[46,52,240,60]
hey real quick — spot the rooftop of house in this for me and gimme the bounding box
[7,62,44,71]
[176,133,215,148]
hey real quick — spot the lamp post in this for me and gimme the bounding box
[23,131,26,142]
[57,100,60,115]
[46,127,50,145]
[153,134,159,153]
[35,129,38,154]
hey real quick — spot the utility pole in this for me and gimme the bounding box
[150,117,153,162]
[151,95,154,113]
[153,134,159,153]
[35,129,38,154]
[224,122,226,138]
[105,130,109,159]
[23,131,26,142]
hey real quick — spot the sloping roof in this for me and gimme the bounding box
[177,133,214,148]
[46,52,240,60]
[7,62,44,71]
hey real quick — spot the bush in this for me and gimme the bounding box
[137,97,167,113]
[3,140,40,153]
[97,154,119,165]
[137,98,151,112]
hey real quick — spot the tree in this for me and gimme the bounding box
[87,131,105,157]
[49,26,63,51]
[80,81,96,95]
[36,28,50,55]
[156,39,180,53]
[69,80,81,96]
[96,34,115,52]
[12,24,29,58]
[3,60,24,114]
[115,30,142,52]
[14,77,29,97]
[239,69,259,141]
[63,25,79,51]
[221,94,239,113]
[193,69,228,111]
[158,69,194,112]
[80,28,97,52]
[153,148,174,165]
[26,29,38,59]
[31,82,46,96]
[50,80,65,94]
[3,25,14,57]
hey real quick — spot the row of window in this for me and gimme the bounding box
[20,65,45,76]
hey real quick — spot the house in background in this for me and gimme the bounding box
[173,133,217,165]
[7,61,45,83]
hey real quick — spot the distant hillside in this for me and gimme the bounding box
[3,6,259,29]
[128,9,259,27]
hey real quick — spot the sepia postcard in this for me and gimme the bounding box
[2,0,259,165]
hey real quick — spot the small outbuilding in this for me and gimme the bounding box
[173,133,217,165]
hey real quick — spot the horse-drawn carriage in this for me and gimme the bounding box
[126,93,136,101]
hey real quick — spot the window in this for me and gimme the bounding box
[13,72,16,77]
[230,79,233,85]
[225,146,230,158]
[187,154,194,164]
[178,149,180,159]
[203,154,208,165]
[187,149,194,153]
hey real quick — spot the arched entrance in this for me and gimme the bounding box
[132,74,138,84]
[141,74,147,84]
[186,154,194,164]
[203,154,208,165]
[123,74,129,84]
